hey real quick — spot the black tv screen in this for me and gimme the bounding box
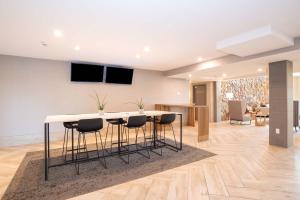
[71,63,104,82]
[105,67,134,84]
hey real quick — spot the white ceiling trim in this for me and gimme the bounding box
[216,26,294,57]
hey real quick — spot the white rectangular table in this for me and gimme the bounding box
[44,110,183,180]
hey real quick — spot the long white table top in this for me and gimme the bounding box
[45,110,181,123]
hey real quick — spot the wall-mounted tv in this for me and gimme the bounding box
[105,66,134,84]
[71,63,104,82]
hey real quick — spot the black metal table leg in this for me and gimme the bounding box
[71,128,74,161]
[179,113,182,150]
[47,125,50,158]
[153,116,157,147]
[44,123,49,181]
[118,124,121,154]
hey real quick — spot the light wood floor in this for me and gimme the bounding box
[1,122,300,200]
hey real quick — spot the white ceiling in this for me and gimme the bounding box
[0,0,300,70]
[171,49,300,81]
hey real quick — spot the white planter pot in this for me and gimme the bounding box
[98,110,104,115]
[138,108,144,114]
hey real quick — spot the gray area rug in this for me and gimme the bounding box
[2,140,215,200]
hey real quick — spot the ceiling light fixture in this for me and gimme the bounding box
[222,73,227,78]
[293,72,300,76]
[41,41,47,47]
[197,57,203,62]
[135,54,141,59]
[188,74,192,78]
[257,68,263,72]
[200,61,218,70]
[144,46,150,52]
[53,29,63,38]
[74,45,80,51]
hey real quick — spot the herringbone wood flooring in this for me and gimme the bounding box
[1,122,300,200]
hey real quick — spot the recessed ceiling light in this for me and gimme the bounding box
[257,68,263,72]
[293,72,300,76]
[188,74,192,78]
[74,45,80,51]
[222,73,227,77]
[197,57,203,62]
[53,29,63,38]
[135,54,141,59]
[144,46,150,52]
[41,41,47,47]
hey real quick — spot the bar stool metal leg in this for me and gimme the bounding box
[142,127,150,159]
[94,131,100,158]
[104,123,110,148]
[110,125,114,153]
[83,133,89,158]
[98,131,107,168]
[75,132,81,175]
[135,128,139,145]
[127,128,130,163]
[122,125,128,143]
[65,129,69,160]
[62,128,66,157]
[170,124,178,152]
[62,128,69,159]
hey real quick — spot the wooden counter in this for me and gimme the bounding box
[155,104,209,141]
[155,104,203,126]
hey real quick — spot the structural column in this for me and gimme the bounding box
[213,81,222,122]
[269,60,293,147]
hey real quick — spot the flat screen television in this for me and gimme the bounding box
[105,66,134,84]
[71,63,104,82]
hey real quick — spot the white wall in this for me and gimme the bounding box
[0,55,189,147]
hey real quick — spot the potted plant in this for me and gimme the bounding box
[128,98,144,114]
[95,92,107,115]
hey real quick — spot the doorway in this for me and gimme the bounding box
[193,84,207,105]
[193,84,207,121]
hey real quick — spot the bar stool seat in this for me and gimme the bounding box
[63,121,78,129]
[108,118,127,125]
[146,116,153,121]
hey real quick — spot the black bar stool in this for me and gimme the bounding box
[104,118,127,153]
[122,115,150,163]
[75,118,106,174]
[62,121,80,161]
[157,113,178,152]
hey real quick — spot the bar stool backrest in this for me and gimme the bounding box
[77,118,103,132]
[127,115,147,128]
[160,114,176,124]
